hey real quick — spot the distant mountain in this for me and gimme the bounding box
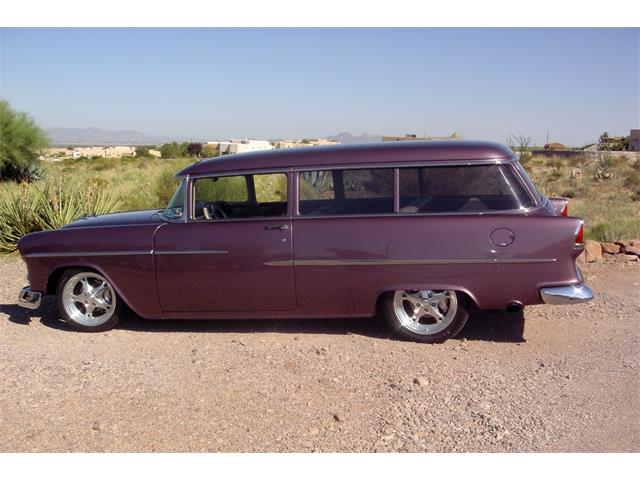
[326,132,383,144]
[45,127,178,146]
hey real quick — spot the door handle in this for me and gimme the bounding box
[264,224,289,231]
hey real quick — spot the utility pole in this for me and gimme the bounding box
[546,131,550,145]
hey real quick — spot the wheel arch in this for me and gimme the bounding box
[46,264,136,315]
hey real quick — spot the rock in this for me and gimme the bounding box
[92,421,101,431]
[576,250,586,264]
[613,254,638,262]
[413,376,429,387]
[333,414,343,422]
[308,427,320,436]
[600,242,620,255]
[622,245,640,256]
[584,240,602,262]
[615,239,640,248]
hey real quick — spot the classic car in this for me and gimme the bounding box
[17,141,593,342]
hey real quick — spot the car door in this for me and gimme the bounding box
[154,171,295,314]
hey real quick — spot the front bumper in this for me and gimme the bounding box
[540,283,593,305]
[18,286,42,310]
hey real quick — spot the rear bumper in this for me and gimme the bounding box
[540,283,593,305]
[18,286,42,310]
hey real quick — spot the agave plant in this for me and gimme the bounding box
[0,176,122,253]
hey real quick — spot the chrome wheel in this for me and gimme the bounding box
[61,272,116,327]
[393,289,458,335]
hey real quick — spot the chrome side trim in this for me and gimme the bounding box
[24,249,229,258]
[264,260,295,267]
[18,286,41,309]
[153,250,228,255]
[540,283,593,305]
[265,258,556,267]
[24,250,152,258]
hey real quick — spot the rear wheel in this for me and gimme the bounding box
[56,269,121,332]
[382,289,468,343]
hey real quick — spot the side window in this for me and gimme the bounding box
[193,173,287,220]
[299,168,394,216]
[399,164,534,213]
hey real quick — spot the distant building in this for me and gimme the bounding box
[71,146,136,158]
[206,139,274,155]
[275,138,341,149]
[629,129,640,152]
[383,133,460,142]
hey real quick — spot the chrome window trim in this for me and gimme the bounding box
[295,160,537,218]
[188,171,291,222]
[293,158,513,173]
[292,208,535,220]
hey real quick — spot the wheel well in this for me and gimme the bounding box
[46,266,99,295]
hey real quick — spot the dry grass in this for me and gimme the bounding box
[524,154,640,241]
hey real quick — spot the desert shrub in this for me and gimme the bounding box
[506,134,532,166]
[547,170,562,182]
[568,155,589,168]
[153,168,182,207]
[0,176,122,253]
[201,145,217,158]
[0,100,49,182]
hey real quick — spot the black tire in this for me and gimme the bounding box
[56,269,121,332]
[381,289,469,343]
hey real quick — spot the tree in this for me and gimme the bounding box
[506,134,532,166]
[160,142,181,159]
[135,145,155,158]
[186,142,203,157]
[200,145,217,158]
[0,99,49,181]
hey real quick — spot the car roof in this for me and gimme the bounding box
[176,140,514,176]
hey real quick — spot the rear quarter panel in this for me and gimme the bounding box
[292,214,583,315]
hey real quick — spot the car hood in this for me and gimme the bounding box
[63,209,165,229]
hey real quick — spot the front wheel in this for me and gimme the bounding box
[56,269,121,332]
[382,289,468,343]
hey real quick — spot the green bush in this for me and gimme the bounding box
[0,99,49,181]
[0,176,122,253]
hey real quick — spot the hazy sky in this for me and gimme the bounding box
[1,28,638,145]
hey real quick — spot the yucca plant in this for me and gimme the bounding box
[0,176,122,253]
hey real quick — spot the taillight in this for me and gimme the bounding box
[561,204,568,217]
[574,222,584,248]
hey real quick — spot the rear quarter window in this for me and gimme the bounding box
[299,168,394,216]
[399,164,534,213]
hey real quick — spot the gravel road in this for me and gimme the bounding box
[0,257,638,452]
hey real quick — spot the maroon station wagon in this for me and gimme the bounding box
[17,141,593,342]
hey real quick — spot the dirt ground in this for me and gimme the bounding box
[0,257,638,452]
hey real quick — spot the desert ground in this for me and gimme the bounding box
[0,257,638,452]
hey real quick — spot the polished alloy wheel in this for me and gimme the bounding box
[392,289,458,335]
[61,272,116,327]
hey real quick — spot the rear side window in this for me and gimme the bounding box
[399,164,534,213]
[299,168,394,216]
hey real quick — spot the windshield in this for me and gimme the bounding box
[163,178,186,219]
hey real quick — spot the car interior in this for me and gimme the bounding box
[193,174,288,220]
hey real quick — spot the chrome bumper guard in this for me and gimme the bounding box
[18,286,42,310]
[540,283,593,305]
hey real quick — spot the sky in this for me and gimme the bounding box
[0,28,638,145]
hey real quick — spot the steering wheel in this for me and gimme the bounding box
[209,202,228,219]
